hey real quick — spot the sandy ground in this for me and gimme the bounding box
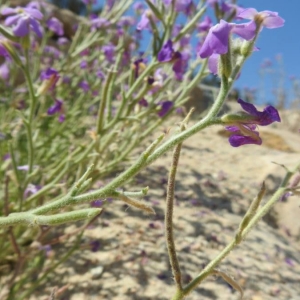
[22,111,300,300]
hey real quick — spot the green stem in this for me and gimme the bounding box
[174,7,206,43]
[23,119,221,216]
[23,120,34,177]
[165,135,183,291]
[24,50,37,124]
[106,43,124,122]
[96,71,115,134]
[22,50,37,174]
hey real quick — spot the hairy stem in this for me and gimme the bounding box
[165,134,183,291]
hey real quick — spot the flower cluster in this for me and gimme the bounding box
[0,1,292,299]
[198,8,284,74]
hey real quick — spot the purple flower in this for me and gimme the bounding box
[238,8,285,29]
[231,20,257,40]
[57,37,69,45]
[157,101,173,117]
[80,60,88,69]
[40,67,58,81]
[163,0,193,13]
[206,41,258,75]
[44,46,61,58]
[137,10,152,31]
[90,17,110,30]
[223,99,280,147]
[207,53,219,75]
[118,16,135,27]
[0,63,9,81]
[47,99,63,115]
[96,69,105,80]
[237,98,281,125]
[221,2,245,17]
[90,240,101,252]
[173,50,189,81]
[1,6,43,38]
[133,2,144,14]
[133,57,146,79]
[47,99,65,123]
[58,114,65,123]
[47,17,64,36]
[197,16,213,32]
[139,98,148,107]
[199,17,262,59]
[24,183,41,198]
[228,131,262,147]
[102,44,115,63]
[158,40,181,62]
[39,68,59,94]
[231,9,284,40]
[91,200,103,207]
[198,20,232,58]
[79,80,90,92]
[157,40,185,79]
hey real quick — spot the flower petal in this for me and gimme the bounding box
[208,53,219,75]
[262,14,285,29]
[157,101,173,117]
[13,18,29,37]
[4,15,20,26]
[24,7,43,20]
[199,20,232,58]
[30,18,43,38]
[47,99,63,115]
[229,134,262,147]
[197,16,212,32]
[225,125,240,132]
[1,7,17,15]
[259,105,281,125]
[238,99,280,125]
[158,40,174,62]
[137,11,150,31]
[237,8,258,20]
[237,98,259,116]
[232,20,256,40]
